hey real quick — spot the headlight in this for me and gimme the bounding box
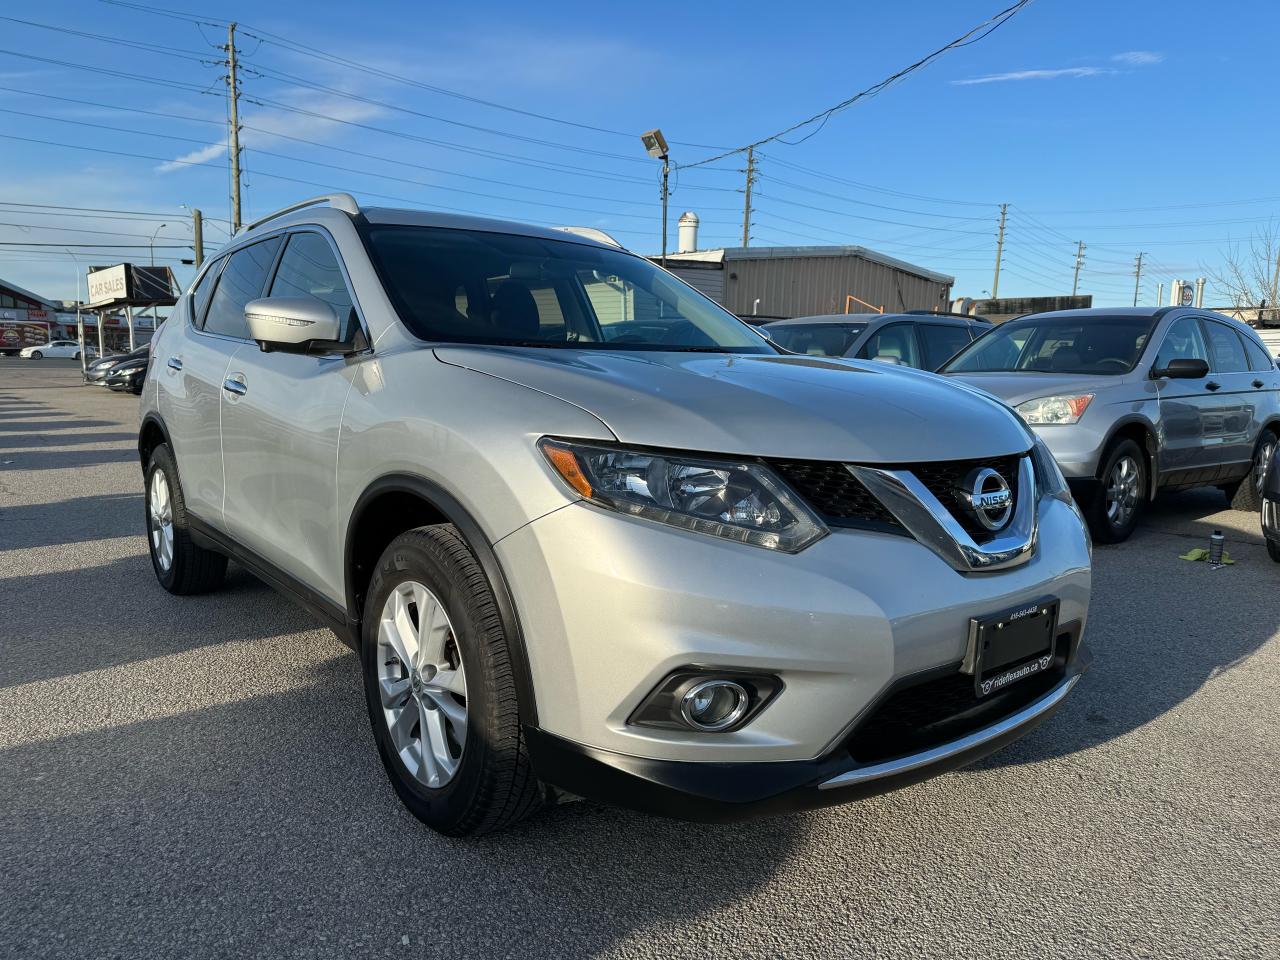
[1016,394,1094,425]
[539,439,827,553]
[1030,436,1072,505]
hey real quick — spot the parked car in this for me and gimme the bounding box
[103,350,149,395]
[1262,444,1280,562]
[84,349,139,384]
[942,307,1280,543]
[19,339,86,359]
[762,312,991,371]
[138,195,1092,836]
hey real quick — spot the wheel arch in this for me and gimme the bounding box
[344,474,538,726]
[138,413,172,475]
[1098,417,1159,500]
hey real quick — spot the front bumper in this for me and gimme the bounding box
[527,643,1091,822]
[497,494,1091,764]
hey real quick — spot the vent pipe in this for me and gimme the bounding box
[677,211,699,254]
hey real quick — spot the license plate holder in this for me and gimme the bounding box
[964,598,1059,698]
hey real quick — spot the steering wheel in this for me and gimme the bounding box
[1094,358,1130,372]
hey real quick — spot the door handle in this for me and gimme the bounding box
[1205,381,1221,391]
[166,356,183,371]
[1253,379,1265,389]
[222,376,248,397]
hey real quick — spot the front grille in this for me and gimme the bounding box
[770,460,903,532]
[845,660,1064,765]
[910,454,1023,543]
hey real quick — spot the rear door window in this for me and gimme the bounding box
[918,323,974,370]
[1240,333,1274,371]
[189,259,221,327]
[1203,320,1248,373]
[201,237,283,339]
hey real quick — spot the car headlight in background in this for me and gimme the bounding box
[1016,394,1094,425]
[539,439,827,552]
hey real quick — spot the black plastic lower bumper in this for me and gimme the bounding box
[526,645,1092,823]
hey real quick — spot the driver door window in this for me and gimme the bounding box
[860,323,921,368]
[268,232,358,341]
[1154,316,1209,371]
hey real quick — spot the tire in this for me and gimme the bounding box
[1085,439,1147,544]
[144,443,228,594]
[361,524,544,837]
[1268,539,1280,563]
[73,352,81,360]
[30,351,42,359]
[1227,431,1276,513]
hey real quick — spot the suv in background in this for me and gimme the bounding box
[138,194,1091,836]
[943,307,1280,542]
[762,312,991,371]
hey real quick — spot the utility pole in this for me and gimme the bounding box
[660,153,669,266]
[192,208,204,267]
[1271,249,1280,306]
[1132,252,1145,306]
[1072,241,1086,296]
[991,203,1007,299]
[741,145,756,248]
[226,23,243,232]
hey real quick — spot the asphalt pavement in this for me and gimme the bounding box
[1,358,1277,960]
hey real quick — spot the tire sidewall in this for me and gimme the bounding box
[360,532,494,828]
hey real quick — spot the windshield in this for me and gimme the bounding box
[941,314,1156,375]
[766,323,867,357]
[363,225,775,353]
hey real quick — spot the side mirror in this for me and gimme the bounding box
[1152,357,1209,379]
[244,297,345,354]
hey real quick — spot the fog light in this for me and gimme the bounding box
[680,679,750,731]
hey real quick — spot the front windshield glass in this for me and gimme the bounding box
[363,225,776,353]
[766,323,867,357]
[941,314,1156,375]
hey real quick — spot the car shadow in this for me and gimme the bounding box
[0,430,137,450]
[0,492,146,550]
[0,446,139,470]
[976,491,1276,770]
[0,647,805,958]
[0,418,119,433]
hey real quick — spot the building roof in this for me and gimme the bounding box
[657,244,954,285]
[0,278,59,310]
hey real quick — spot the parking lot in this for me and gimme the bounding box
[1,357,1277,959]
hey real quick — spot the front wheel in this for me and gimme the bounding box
[30,350,42,359]
[1085,439,1147,543]
[361,525,544,836]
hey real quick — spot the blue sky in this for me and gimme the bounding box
[1,0,1276,307]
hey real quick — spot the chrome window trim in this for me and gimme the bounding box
[818,673,1080,790]
[848,455,1037,573]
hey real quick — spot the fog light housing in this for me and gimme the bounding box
[681,679,750,731]
[628,669,782,733]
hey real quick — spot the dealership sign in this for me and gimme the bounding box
[87,265,129,307]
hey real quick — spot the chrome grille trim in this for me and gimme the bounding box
[847,456,1037,573]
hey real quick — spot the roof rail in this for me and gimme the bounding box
[553,225,624,248]
[238,194,360,236]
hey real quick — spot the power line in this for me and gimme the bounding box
[0,15,214,61]
[762,155,995,207]
[680,1,1032,169]
[755,173,992,220]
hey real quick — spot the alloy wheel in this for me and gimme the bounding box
[376,580,468,788]
[1105,455,1140,528]
[148,468,174,570]
[1254,436,1276,497]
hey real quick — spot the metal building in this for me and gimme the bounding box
[655,245,953,321]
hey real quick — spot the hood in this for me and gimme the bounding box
[435,347,1031,463]
[945,371,1125,408]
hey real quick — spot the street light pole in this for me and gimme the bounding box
[640,128,672,267]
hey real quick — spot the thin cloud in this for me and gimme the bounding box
[952,66,1115,86]
[1112,51,1163,65]
[155,142,227,173]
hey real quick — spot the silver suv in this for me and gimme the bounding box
[138,195,1092,835]
[943,308,1280,542]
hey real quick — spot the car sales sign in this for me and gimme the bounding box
[87,265,130,307]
